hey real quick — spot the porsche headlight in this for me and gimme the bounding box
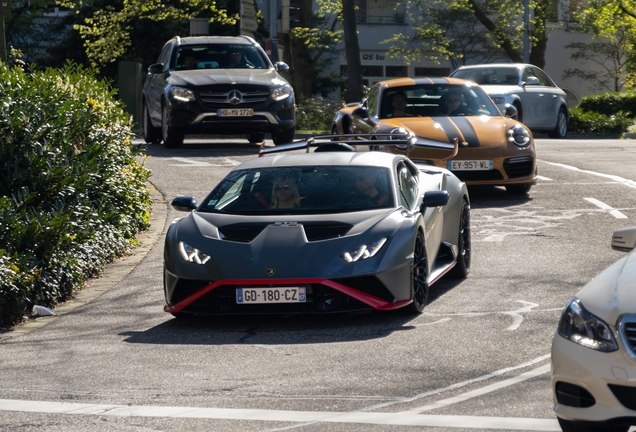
[271,85,292,101]
[341,238,387,263]
[178,241,211,265]
[170,87,196,102]
[508,124,531,147]
[557,297,618,352]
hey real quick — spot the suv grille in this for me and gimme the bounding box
[199,88,270,106]
[618,315,636,360]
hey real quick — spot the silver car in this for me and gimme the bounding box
[450,63,569,138]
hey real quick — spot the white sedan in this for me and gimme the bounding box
[551,227,636,432]
[451,63,569,138]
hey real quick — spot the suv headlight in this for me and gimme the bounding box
[170,87,196,102]
[557,297,618,352]
[508,125,531,147]
[491,96,505,104]
[271,85,292,101]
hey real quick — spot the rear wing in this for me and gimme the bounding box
[259,133,459,161]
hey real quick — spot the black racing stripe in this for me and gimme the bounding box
[429,77,450,85]
[432,117,462,142]
[450,117,480,147]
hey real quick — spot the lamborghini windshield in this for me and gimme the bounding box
[199,166,394,215]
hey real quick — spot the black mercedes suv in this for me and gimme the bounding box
[142,35,296,147]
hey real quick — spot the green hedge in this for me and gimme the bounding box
[569,90,636,135]
[295,96,343,133]
[0,62,152,328]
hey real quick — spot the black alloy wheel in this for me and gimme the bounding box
[406,230,429,314]
[142,102,162,143]
[449,199,471,278]
[162,104,185,148]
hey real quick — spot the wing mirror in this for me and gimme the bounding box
[147,63,164,74]
[504,103,518,119]
[274,62,289,72]
[611,227,636,252]
[352,107,370,119]
[171,196,198,212]
[523,76,540,86]
[420,191,450,212]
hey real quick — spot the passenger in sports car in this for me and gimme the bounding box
[437,90,472,116]
[386,91,411,118]
[352,169,389,206]
[271,176,301,209]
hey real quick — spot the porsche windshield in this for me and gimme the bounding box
[199,166,394,214]
[380,84,500,118]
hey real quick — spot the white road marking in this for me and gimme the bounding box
[169,157,241,167]
[418,301,562,331]
[0,398,560,430]
[537,175,553,181]
[411,364,551,413]
[584,197,628,219]
[540,160,636,189]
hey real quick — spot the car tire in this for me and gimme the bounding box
[248,133,266,144]
[557,417,629,432]
[142,102,162,144]
[548,107,568,138]
[449,199,471,279]
[405,230,429,314]
[272,127,295,145]
[162,104,184,148]
[505,184,531,195]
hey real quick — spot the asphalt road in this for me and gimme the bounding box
[1,137,635,432]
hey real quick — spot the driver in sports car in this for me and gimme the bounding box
[352,169,389,206]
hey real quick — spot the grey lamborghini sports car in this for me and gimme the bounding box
[163,135,471,317]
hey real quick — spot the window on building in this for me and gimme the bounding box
[414,67,451,77]
[386,66,408,77]
[361,65,383,77]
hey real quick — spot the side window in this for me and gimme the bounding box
[532,68,553,87]
[365,86,380,117]
[157,43,173,71]
[397,162,418,209]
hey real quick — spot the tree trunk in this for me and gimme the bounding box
[342,0,363,103]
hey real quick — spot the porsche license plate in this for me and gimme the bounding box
[236,287,306,304]
[219,108,253,117]
[447,160,493,171]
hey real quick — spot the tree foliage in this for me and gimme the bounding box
[58,0,238,69]
[384,0,550,68]
[566,0,636,91]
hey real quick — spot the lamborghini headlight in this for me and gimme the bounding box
[557,297,618,352]
[341,238,387,263]
[271,85,292,101]
[170,86,196,102]
[178,241,211,265]
[508,124,531,147]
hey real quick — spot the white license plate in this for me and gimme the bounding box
[236,287,306,304]
[447,160,493,171]
[219,108,254,117]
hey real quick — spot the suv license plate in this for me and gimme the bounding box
[447,160,493,171]
[219,108,254,117]
[236,287,306,304]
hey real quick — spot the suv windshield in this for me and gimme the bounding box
[176,44,269,70]
[199,166,394,215]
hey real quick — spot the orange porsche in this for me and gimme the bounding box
[331,77,537,194]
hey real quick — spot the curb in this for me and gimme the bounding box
[0,184,167,339]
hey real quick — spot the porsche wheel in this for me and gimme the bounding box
[557,417,628,432]
[406,230,429,314]
[449,199,471,278]
[505,184,531,195]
